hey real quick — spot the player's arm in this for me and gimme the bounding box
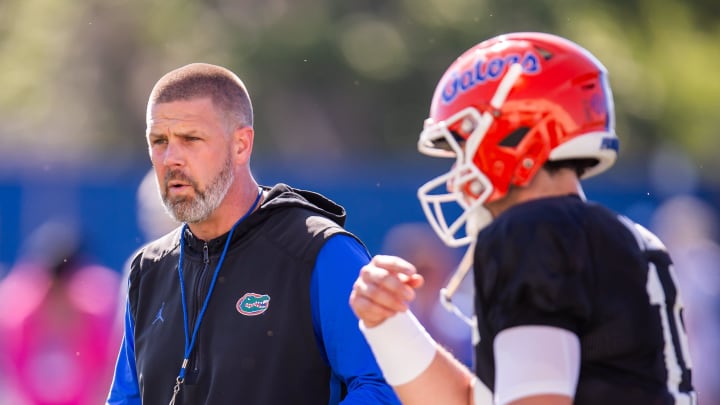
[359,313,578,405]
[351,255,476,404]
[350,255,580,405]
[386,334,478,405]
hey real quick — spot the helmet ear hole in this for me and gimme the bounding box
[499,126,531,148]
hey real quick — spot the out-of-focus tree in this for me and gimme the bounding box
[0,0,718,184]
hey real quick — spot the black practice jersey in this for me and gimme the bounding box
[473,195,695,404]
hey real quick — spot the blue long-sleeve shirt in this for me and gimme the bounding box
[107,234,399,404]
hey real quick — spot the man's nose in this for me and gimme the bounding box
[162,140,184,167]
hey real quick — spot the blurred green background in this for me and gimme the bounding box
[0,1,719,402]
[1,0,718,175]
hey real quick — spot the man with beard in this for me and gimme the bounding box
[106,63,399,405]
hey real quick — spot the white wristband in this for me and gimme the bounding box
[359,311,437,386]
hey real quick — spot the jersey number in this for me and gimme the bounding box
[646,256,695,403]
[619,216,695,403]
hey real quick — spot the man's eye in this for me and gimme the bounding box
[151,139,167,145]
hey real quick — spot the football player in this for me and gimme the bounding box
[350,32,696,405]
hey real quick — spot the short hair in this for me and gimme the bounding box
[147,63,253,128]
[543,158,599,178]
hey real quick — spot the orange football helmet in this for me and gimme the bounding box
[418,32,619,247]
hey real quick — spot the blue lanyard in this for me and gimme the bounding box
[169,188,263,404]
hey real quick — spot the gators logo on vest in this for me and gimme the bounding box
[236,293,271,316]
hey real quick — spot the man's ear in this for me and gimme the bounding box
[233,126,254,164]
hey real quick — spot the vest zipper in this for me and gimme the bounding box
[188,242,210,383]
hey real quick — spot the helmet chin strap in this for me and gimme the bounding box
[440,240,475,328]
[439,240,476,327]
[439,205,492,328]
[438,63,523,328]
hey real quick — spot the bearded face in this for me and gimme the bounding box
[159,152,235,224]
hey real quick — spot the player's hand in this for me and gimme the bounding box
[350,255,424,328]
